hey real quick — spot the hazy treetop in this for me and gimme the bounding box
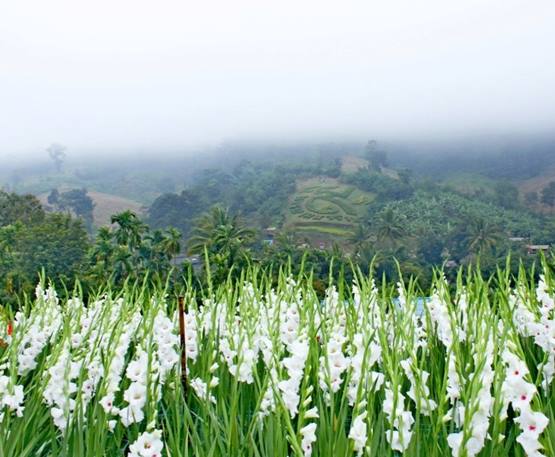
[1,0,554,157]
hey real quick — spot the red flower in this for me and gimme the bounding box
[7,322,13,336]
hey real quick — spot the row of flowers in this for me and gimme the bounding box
[1,267,555,456]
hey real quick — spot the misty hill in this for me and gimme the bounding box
[145,149,555,261]
[3,139,555,301]
[4,138,555,242]
[389,136,555,180]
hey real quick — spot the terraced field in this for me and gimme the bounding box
[285,177,374,238]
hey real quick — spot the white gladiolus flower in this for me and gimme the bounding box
[304,406,319,419]
[500,342,549,456]
[446,354,461,402]
[128,429,164,457]
[259,384,276,418]
[119,405,145,427]
[124,382,147,409]
[383,387,413,452]
[237,348,257,384]
[516,434,544,456]
[515,408,549,433]
[275,335,309,418]
[514,407,549,454]
[347,333,383,405]
[126,359,147,384]
[448,335,496,457]
[387,428,414,452]
[503,378,536,411]
[185,310,199,361]
[278,378,300,417]
[349,412,368,455]
[153,310,180,381]
[190,377,216,404]
[427,292,455,347]
[401,358,437,416]
[319,335,349,395]
[300,422,317,457]
[16,286,62,376]
[0,376,24,417]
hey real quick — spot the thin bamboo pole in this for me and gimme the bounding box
[178,295,187,392]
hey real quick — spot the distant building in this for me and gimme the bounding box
[526,245,550,255]
[508,237,527,242]
[263,227,277,246]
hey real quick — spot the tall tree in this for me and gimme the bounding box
[59,188,95,231]
[188,206,255,271]
[111,210,146,249]
[350,223,372,250]
[161,228,182,259]
[365,140,388,171]
[462,218,503,255]
[0,214,89,304]
[0,191,44,227]
[89,227,114,267]
[374,208,407,249]
[47,188,60,206]
[47,143,67,173]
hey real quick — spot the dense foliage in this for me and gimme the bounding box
[147,159,341,239]
[46,188,95,232]
[342,168,414,202]
[377,190,555,252]
[3,145,555,305]
[0,193,184,305]
[0,191,89,306]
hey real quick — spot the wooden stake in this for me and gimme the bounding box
[178,295,187,391]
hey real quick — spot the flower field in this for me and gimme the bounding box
[2,265,555,456]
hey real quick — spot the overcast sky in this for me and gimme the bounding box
[1,0,554,157]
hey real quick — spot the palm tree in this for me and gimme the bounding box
[463,218,503,255]
[110,211,146,249]
[374,208,407,249]
[188,206,255,268]
[89,227,114,266]
[161,228,182,259]
[350,223,372,249]
[138,229,165,270]
[189,207,253,251]
[112,245,133,281]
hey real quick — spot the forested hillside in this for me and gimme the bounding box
[2,140,555,301]
[147,145,555,256]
